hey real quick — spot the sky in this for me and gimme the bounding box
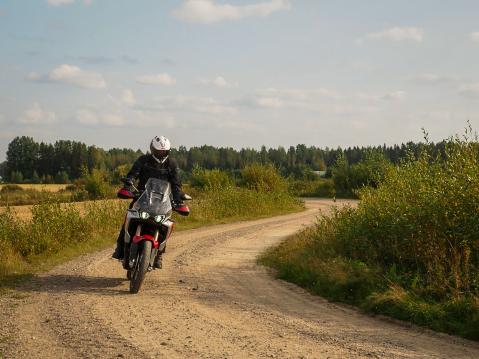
[1,0,479,160]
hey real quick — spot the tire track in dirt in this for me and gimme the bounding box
[1,199,479,358]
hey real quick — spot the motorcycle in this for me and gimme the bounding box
[117,177,191,293]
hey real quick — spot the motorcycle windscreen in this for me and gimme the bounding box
[133,178,172,215]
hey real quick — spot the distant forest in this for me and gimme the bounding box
[0,136,449,183]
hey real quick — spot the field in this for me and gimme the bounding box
[0,184,68,192]
[0,199,123,221]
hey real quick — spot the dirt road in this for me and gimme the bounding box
[1,199,478,359]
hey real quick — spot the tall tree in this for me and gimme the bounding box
[6,136,39,180]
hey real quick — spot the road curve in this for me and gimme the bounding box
[1,199,479,359]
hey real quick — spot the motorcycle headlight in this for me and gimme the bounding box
[154,215,165,223]
[140,211,149,220]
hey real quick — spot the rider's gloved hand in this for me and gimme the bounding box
[174,202,185,209]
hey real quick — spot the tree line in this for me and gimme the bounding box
[0,136,450,183]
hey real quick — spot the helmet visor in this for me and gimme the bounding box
[152,149,169,160]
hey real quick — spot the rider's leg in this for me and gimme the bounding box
[153,245,165,269]
[112,226,125,259]
[112,200,135,259]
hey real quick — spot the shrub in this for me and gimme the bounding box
[190,166,234,190]
[241,163,287,193]
[262,133,479,339]
[0,201,127,280]
[289,179,335,198]
[174,186,303,228]
[84,169,113,199]
[332,151,391,198]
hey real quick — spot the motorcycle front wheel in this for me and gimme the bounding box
[129,240,152,294]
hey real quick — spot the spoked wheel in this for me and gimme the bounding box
[129,240,152,294]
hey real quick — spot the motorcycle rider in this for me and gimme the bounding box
[112,135,184,268]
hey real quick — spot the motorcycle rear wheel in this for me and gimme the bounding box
[129,240,152,294]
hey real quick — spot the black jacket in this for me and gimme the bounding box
[126,154,183,201]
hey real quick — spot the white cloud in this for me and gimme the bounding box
[76,110,125,126]
[76,109,98,125]
[356,91,406,101]
[101,114,125,126]
[76,107,181,129]
[256,97,283,108]
[413,73,458,84]
[46,0,92,6]
[27,64,106,89]
[238,87,382,116]
[257,87,342,101]
[198,76,238,88]
[138,96,238,115]
[382,91,406,101]
[136,73,176,86]
[470,32,479,43]
[121,89,136,106]
[458,83,479,98]
[239,87,343,111]
[18,102,56,124]
[367,27,424,42]
[172,0,291,24]
[47,0,75,5]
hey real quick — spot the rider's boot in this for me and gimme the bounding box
[112,244,124,259]
[153,252,162,269]
[112,228,125,259]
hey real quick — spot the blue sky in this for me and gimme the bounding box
[1,0,479,160]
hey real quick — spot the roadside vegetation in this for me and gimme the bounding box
[261,132,479,340]
[0,164,302,289]
[0,171,118,206]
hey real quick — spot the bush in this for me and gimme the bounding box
[285,164,317,181]
[0,201,127,280]
[332,151,391,198]
[289,179,335,198]
[174,186,304,228]
[262,134,479,340]
[190,166,234,190]
[241,163,287,193]
[83,169,114,200]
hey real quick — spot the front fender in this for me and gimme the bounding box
[132,234,158,249]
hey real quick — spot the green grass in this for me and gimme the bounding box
[288,178,335,198]
[260,226,479,340]
[260,136,479,341]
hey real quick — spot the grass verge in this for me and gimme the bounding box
[260,226,479,341]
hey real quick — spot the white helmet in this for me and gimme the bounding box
[150,136,171,164]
